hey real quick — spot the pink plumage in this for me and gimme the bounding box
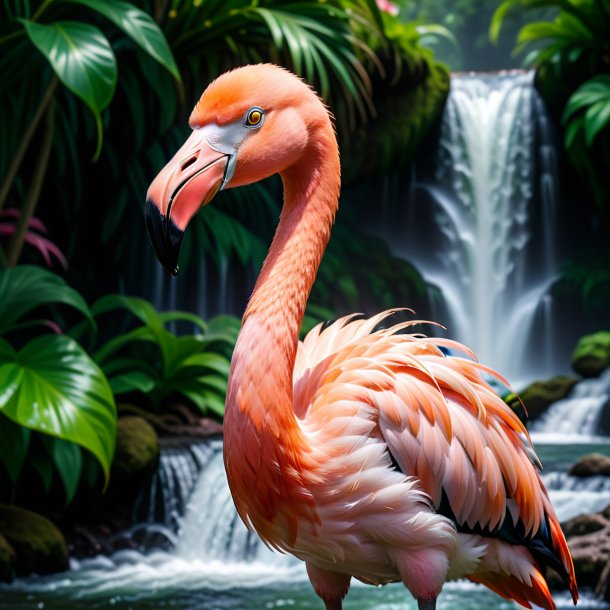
[145,64,578,610]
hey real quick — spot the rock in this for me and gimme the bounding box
[571,543,609,589]
[0,534,15,582]
[0,504,68,576]
[107,416,159,508]
[572,332,610,378]
[112,416,159,480]
[569,453,610,477]
[562,513,608,537]
[505,376,579,422]
[565,520,610,590]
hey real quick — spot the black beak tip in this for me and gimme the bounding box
[144,199,184,277]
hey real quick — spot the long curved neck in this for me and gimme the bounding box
[243,135,340,384]
[224,124,339,543]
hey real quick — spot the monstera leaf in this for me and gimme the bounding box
[0,335,116,482]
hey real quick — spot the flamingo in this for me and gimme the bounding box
[144,64,578,610]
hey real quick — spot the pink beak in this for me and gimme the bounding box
[145,130,229,276]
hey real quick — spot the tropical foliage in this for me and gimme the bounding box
[556,252,610,313]
[490,0,610,218]
[1,0,447,300]
[0,0,179,269]
[0,266,116,504]
[0,266,240,507]
[79,295,240,417]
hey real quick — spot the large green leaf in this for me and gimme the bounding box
[0,266,93,336]
[20,19,117,156]
[64,0,180,80]
[0,336,116,481]
[0,415,31,483]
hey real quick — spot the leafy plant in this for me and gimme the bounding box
[561,75,610,209]
[0,0,179,267]
[309,224,431,321]
[557,252,610,312]
[490,0,610,217]
[0,266,116,504]
[81,295,239,417]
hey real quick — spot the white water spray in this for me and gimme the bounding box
[402,72,560,383]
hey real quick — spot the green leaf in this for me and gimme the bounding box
[63,0,180,80]
[585,101,610,147]
[181,352,231,376]
[110,370,156,395]
[29,449,54,493]
[0,266,94,336]
[91,295,162,327]
[489,1,513,43]
[0,415,31,483]
[19,19,117,158]
[42,436,83,504]
[0,335,116,482]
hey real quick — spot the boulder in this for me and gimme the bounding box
[563,518,610,590]
[112,416,159,480]
[569,453,610,477]
[107,416,160,508]
[562,513,608,537]
[572,332,610,378]
[505,376,579,422]
[0,534,15,582]
[0,504,68,576]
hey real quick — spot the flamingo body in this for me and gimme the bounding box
[145,64,578,610]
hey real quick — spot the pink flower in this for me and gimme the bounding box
[376,0,399,16]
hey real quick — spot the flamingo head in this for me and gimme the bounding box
[145,63,327,276]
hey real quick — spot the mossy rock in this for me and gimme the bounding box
[0,534,15,582]
[342,56,450,183]
[569,453,610,477]
[504,376,578,423]
[0,505,68,576]
[572,332,610,378]
[112,416,159,480]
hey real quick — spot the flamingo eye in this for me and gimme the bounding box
[245,107,264,128]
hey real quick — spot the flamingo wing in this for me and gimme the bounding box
[295,311,577,609]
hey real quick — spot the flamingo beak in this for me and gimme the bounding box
[144,130,230,276]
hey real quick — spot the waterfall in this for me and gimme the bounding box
[136,440,291,566]
[531,370,610,440]
[402,71,561,384]
[542,470,610,522]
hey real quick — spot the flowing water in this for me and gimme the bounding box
[530,370,610,442]
[381,71,562,385]
[2,433,610,610]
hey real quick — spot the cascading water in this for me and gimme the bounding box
[531,370,610,441]
[135,441,291,568]
[401,72,561,384]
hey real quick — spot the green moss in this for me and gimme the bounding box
[572,332,610,378]
[342,52,450,184]
[504,375,578,423]
[112,416,159,478]
[0,504,68,576]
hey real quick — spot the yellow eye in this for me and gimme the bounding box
[245,107,264,127]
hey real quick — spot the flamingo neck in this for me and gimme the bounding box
[224,126,339,543]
